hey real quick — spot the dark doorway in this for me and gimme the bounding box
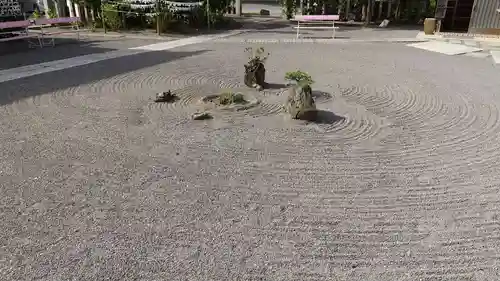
[438,0,475,32]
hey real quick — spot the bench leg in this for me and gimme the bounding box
[296,22,300,39]
[332,22,336,39]
[40,35,54,47]
[28,36,43,48]
[74,25,81,41]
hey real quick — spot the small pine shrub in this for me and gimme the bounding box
[285,70,314,86]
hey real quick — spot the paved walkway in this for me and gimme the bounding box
[1,21,500,281]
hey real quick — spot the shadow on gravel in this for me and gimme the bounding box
[0,38,115,70]
[0,49,208,106]
[266,82,288,89]
[303,110,345,124]
[313,91,333,99]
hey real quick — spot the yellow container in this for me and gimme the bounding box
[424,18,436,35]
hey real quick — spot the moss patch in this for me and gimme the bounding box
[219,92,247,105]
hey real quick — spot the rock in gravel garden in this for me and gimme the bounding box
[192,112,213,120]
[284,85,316,120]
[260,9,270,16]
[244,47,268,90]
[155,90,178,103]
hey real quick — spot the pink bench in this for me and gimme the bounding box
[31,17,83,47]
[0,20,39,46]
[292,15,340,39]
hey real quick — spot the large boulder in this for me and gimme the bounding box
[284,85,317,120]
[244,62,266,90]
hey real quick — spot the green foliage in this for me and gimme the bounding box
[204,0,232,14]
[47,8,57,19]
[219,92,246,105]
[95,0,231,31]
[102,3,123,30]
[91,19,103,31]
[150,8,175,32]
[285,70,314,86]
[31,10,41,19]
[280,0,296,19]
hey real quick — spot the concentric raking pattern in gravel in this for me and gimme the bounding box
[2,36,500,281]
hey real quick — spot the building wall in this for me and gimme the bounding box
[17,0,39,13]
[469,0,500,34]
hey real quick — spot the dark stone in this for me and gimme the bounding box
[192,112,213,120]
[260,9,270,16]
[244,62,266,89]
[155,90,178,103]
[284,85,316,120]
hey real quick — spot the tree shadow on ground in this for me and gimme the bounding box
[373,24,422,31]
[334,22,423,30]
[245,30,298,34]
[252,21,294,30]
[0,49,208,106]
[0,38,118,70]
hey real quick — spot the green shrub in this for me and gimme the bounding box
[31,10,41,19]
[102,3,122,30]
[280,0,296,19]
[285,70,314,86]
[47,8,57,19]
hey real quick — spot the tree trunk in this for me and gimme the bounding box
[66,0,75,17]
[73,3,81,18]
[83,2,90,24]
[365,0,372,25]
[395,0,401,21]
[346,0,351,19]
[370,0,375,21]
[54,0,61,17]
[378,0,383,20]
[362,4,366,21]
[387,0,392,18]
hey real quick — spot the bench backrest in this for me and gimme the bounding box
[35,17,81,25]
[0,20,32,29]
[294,15,340,21]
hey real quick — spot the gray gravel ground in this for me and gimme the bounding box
[2,30,500,281]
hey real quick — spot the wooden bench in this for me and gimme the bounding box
[0,20,40,47]
[31,17,83,47]
[292,15,340,39]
